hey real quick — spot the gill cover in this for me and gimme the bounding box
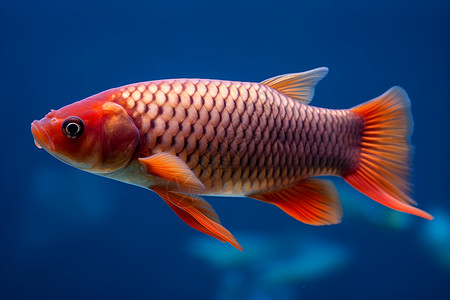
[98,102,140,173]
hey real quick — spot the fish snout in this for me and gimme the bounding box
[31,120,55,151]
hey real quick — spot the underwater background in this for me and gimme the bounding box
[1,0,449,299]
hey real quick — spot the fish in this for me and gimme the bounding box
[31,67,433,250]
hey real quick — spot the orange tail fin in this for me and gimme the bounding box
[344,87,433,220]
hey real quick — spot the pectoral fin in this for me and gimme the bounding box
[153,187,242,251]
[139,153,205,192]
[249,179,342,225]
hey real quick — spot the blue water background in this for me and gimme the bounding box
[1,0,449,299]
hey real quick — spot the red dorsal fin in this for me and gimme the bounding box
[152,187,243,251]
[249,179,342,225]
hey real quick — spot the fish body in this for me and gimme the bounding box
[31,67,432,250]
[109,75,362,196]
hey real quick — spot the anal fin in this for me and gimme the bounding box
[249,179,342,225]
[152,187,242,251]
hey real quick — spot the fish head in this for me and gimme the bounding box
[31,98,140,174]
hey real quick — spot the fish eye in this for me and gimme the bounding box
[62,116,84,138]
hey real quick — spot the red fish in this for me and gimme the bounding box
[31,67,432,250]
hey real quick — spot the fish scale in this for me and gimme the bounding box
[111,79,363,195]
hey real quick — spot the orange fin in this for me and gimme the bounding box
[139,153,205,192]
[153,187,243,251]
[249,179,342,225]
[346,87,433,220]
[261,67,328,104]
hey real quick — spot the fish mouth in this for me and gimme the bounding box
[31,121,55,151]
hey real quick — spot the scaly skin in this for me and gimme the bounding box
[103,79,364,196]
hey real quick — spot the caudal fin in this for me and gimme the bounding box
[344,87,433,220]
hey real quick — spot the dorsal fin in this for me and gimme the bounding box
[261,67,328,104]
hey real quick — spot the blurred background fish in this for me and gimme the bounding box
[187,232,351,300]
[421,208,450,271]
